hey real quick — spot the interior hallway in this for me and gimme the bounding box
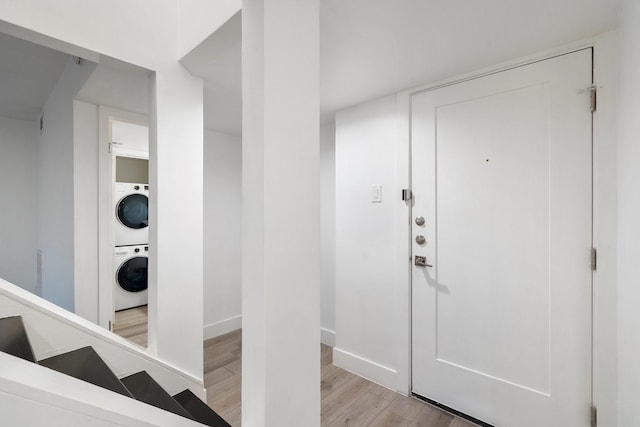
[114,307,477,426]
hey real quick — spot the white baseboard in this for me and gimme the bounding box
[321,327,335,347]
[204,316,336,348]
[333,347,397,391]
[203,315,242,340]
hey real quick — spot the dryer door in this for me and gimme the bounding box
[117,194,148,229]
[117,257,148,292]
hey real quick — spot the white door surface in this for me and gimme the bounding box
[411,49,593,427]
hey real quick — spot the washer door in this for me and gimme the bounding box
[117,194,148,229]
[117,257,148,292]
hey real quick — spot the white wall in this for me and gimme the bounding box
[0,116,38,291]
[320,122,336,346]
[38,57,96,311]
[73,100,99,323]
[177,0,240,59]
[334,94,400,389]
[616,0,640,424]
[203,129,242,338]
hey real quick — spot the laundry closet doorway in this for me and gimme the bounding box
[97,109,150,343]
[410,49,593,426]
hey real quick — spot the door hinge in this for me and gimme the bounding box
[579,85,597,112]
[591,405,597,427]
[109,141,124,153]
[590,86,597,113]
[402,189,412,201]
[591,248,597,271]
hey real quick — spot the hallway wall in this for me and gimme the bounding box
[0,116,38,292]
[204,129,242,337]
[334,94,401,389]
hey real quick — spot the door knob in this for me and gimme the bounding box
[414,255,432,268]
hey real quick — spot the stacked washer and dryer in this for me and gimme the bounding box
[112,120,150,312]
[114,182,149,311]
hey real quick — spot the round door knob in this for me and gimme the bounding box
[415,216,425,226]
[415,235,426,245]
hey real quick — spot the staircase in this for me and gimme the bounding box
[0,315,231,427]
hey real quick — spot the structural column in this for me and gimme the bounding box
[242,0,320,425]
[147,64,205,383]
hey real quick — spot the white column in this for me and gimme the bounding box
[147,64,205,383]
[242,0,320,425]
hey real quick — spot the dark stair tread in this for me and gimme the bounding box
[173,389,231,427]
[121,371,194,419]
[0,316,37,363]
[39,346,133,398]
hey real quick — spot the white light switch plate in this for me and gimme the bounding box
[371,185,382,203]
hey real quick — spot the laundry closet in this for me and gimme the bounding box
[110,120,149,316]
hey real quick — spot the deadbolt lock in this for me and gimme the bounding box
[415,235,426,245]
[415,216,425,226]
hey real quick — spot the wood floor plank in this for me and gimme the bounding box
[209,386,241,418]
[206,371,241,402]
[322,375,371,424]
[321,363,357,397]
[204,366,235,388]
[207,372,241,418]
[409,404,454,427]
[368,409,412,427]
[225,358,241,374]
[448,417,479,427]
[326,392,390,427]
[223,405,241,427]
[366,381,399,402]
[386,394,426,420]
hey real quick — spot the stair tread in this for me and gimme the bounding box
[173,389,231,427]
[0,316,37,363]
[39,346,133,398]
[121,371,194,419]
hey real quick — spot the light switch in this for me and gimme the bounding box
[371,185,382,203]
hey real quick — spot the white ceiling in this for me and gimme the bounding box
[320,0,619,117]
[0,0,620,133]
[185,0,619,135]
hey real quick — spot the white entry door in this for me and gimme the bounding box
[411,49,593,427]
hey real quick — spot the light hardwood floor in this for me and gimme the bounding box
[114,307,477,427]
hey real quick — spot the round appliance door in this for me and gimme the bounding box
[116,257,148,292]
[117,193,148,229]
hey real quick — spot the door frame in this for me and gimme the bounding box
[97,106,148,332]
[393,32,618,425]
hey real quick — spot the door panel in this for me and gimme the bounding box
[411,49,592,427]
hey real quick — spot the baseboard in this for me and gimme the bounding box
[203,315,242,340]
[333,347,397,391]
[321,327,335,347]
